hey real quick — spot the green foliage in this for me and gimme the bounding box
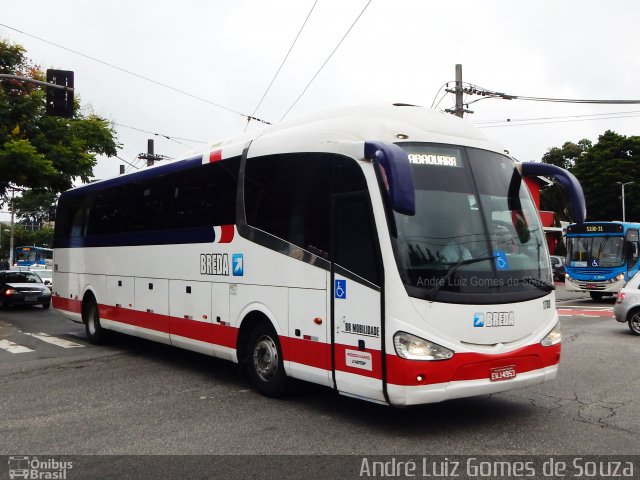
[573,131,640,222]
[540,140,590,222]
[13,189,57,224]
[541,131,640,223]
[0,38,118,208]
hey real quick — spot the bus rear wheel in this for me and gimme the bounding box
[84,297,107,344]
[246,322,288,397]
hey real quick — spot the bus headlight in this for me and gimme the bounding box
[541,322,561,347]
[615,273,625,282]
[393,331,454,361]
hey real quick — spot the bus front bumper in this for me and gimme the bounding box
[564,276,625,293]
[384,342,561,406]
[387,364,558,406]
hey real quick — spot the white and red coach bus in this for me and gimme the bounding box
[52,104,585,406]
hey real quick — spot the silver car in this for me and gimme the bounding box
[614,273,640,335]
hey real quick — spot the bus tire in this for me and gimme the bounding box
[589,292,604,301]
[42,302,50,310]
[83,297,107,344]
[246,322,288,397]
[628,310,640,336]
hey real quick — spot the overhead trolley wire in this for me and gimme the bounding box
[112,122,208,147]
[116,155,140,172]
[471,110,640,126]
[279,0,373,122]
[0,23,272,125]
[457,81,640,105]
[246,0,319,131]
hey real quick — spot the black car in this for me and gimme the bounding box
[0,270,52,309]
[550,255,566,282]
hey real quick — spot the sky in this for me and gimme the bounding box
[2,0,640,201]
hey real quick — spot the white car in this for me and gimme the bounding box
[30,269,53,291]
[614,273,640,335]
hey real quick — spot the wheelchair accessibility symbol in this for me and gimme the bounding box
[335,279,347,299]
[494,250,509,271]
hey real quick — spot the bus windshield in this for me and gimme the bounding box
[392,143,551,304]
[566,236,624,267]
[16,249,37,263]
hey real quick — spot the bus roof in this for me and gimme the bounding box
[63,103,508,197]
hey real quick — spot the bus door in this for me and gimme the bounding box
[626,229,640,278]
[331,192,385,403]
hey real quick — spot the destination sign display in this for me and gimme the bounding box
[566,223,623,234]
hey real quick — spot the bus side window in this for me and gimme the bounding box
[332,192,381,285]
[172,158,239,229]
[244,153,333,256]
[244,153,371,265]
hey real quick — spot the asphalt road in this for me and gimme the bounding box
[0,282,637,460]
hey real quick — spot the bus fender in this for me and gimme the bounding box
[235,302,286,366]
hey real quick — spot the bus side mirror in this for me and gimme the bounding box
[365,141,415,216]
[519,162,586,224]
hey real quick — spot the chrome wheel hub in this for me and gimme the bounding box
[253,335,278,382]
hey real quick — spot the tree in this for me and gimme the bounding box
[13,189,57,226]
[540,140,590,222]
[572,130,640,222]
[0,39,118,206]
[541,131,640,222]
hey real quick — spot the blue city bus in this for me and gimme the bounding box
[14,246,53,268]
[564,221,640,301]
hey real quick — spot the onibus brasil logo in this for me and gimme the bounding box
[8,456,73,479]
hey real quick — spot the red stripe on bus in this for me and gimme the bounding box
[209,150,222,163]
[333,344,383,379]
[52,296,82,314]
[385,343,561,386]
[281,337,331,370]
[218,224,235,243]
[99,304,172,334]
[170,316,238,348]
[54,298,559,386]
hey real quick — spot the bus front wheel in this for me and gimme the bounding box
[590,292,604,301]
[246,322,288,397]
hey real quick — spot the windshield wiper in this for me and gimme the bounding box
[521,276,555,292]
[425,255,497,299]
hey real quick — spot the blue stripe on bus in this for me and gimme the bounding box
[61,157,204,198]
[53,226,215,248]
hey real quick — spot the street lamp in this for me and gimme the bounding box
[617,181,634,222]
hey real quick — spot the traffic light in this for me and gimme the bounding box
[45,69,74,118]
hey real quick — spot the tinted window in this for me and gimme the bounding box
[333,193,380,284]
[172,158,239,229]
[244,153,367,258]
[55,159,241,239]
[54,195,84,239]
[86,186,127,235]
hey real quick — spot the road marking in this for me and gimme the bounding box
[557,308,613,317]
[22,332,85,348]
[0,339,34,353]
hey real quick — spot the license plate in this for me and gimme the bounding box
[24,296,37,302]
[490,365,516,382]
[586,284,597,289]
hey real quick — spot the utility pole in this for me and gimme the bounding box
[138,139,166,167]
[9,189,15,267]
[445,64,473,117]
[454,64,464,118]
[618,181,634,222]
